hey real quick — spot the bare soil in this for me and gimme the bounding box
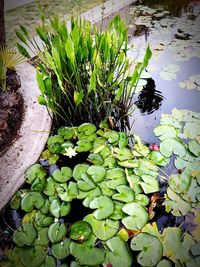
[0,69,23,153]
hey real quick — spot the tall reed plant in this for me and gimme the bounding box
[16,15,152,128]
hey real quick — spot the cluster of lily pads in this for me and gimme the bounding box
[1,117,200,267]
[179,74,200,91]
[154,108,200,217]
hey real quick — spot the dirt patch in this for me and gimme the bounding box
[0,69,23,153]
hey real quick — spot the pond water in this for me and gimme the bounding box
[124,0,200,144]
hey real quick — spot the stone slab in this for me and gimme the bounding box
[0,63,52,211]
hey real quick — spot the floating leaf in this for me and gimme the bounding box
[78,123,96,135]
[104,131,119,143]
[89,196,114,220]
[70,242,105,266]
[87,165,106,183]
[52,167,72,183]
[112,185,134,202]
[154,125,177,141]
[13,223,37,247]
[57,182,78,202]
[50,199,71,218]
[113,148,133,161]
[48,222,67,243]
[34,227,49,246]
[162,227,194,263]
[25,164,46,184]
[20,246,47,267]
[156,259,172,267]
[160,137,186,158]
[188,140,200,156]
[73,164,89,181]
[103,237,132,267]
[163,188,191,216]
[150,151,170,166]
[76,140,93,152]
[131,233,163,266]
[52,239,70,259]
[122,203,148,230]
[40,256,56,267]
[70,221,92,242]
[139,175,159,194]
[21,192,45,212]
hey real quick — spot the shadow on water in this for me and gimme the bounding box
[134,78,164,115]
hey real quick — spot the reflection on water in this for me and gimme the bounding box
[143,0,199,17]
[134,78,164,115]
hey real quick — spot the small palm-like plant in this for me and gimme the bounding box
[0,45,25,91]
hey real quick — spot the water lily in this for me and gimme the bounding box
[63,147,77,158]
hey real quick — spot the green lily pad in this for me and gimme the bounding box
[43,177,57,196]
[21,192,45,212]
[52,167,72,183]
[104,131,119,143]
[35,211,54,227]
[76,140,93,152]
[135,194,149,206]
[58,126,75,139]
[156,259,172,267]
[77,174,96,191]
[131,233,163,266]
[163,188,191,216]
[118,132,129,148]
[139,175,159,194]
[103,157,117,168]
[34,227,49,246]
[154,125,177,141]
[122,203,148,230]
[118,159,139,168]
[48,135,64,153]
[40,256,56,267]
[88,153,104,165]
[26,164,46,184]
[73,164,89,181]
[48,222,67,243]
[70,242,105,266]
[112,185,134,202]
[184,122,200,139]
[50,199,71,218]
[98,181,115,196]
[89,196,114,220]
[57,182,78,202]
[100,146,111,159]
[20,246,47,267]
[70,221,92,242]
[77,187,101,200]
[103,237,132,267]
[127,174,142,195]
[52,238,70,259]
[160,137,186,158]
[150,151,170,166]
[78,123,96,135]
[87,165,107,183]
[188,140,200,156]
[31,177,46,192]
[160,71,177,81]
[113,148,133,161]
[106,168,126,180]
[13,222,37,247]
[162,227,194,263]
[110,201,124,220]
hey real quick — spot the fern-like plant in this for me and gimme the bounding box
[0,45,25,91]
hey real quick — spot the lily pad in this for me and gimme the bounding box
[58,126,75,139]
[35,211,54,227]
[122,203,148,230]
[40,256,56,267]
[89,196,114,220]
[150,151,170,166]
[162,227,194,263]
[163,188,191,216]
[48,222,67,243]
[113,148,133,161]
[50,199,71,218]
[76,140,93,152]
[70,242,105,266]
[153,125,177,141]
[13,222,37,247]
[70,221,92,242]
[131,233,163,266]
[77,174,96,191]
[57,182,78,202]
[87,165,107,183]
[52,167,72,183]
[21,192,45,212]
[139,175,159,194]
[88,153,104,165]
[34,227,49,246]
[112,185,134,202]
[103,237,132,267]
[20,246,47,267]
[78,123,96,135]
[104,131,119,143]
[73,164,89,181]
[26,164,46,184]
[160,137,186,158]
[52,238,70,259]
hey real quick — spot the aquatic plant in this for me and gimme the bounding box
[1,115,199,266]
[16,15,151,127]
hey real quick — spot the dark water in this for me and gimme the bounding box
[127,0,200,143]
